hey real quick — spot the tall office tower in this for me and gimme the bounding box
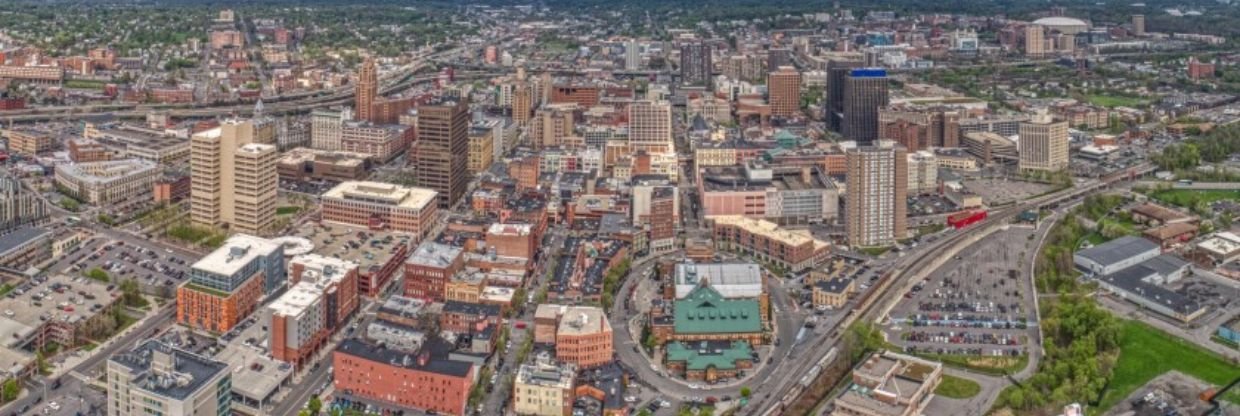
[528,104,575,149]
[679,41,712,86]
[355,57,377,122]
[191,120,279,235]
[1132,14,1145,36]
[107,340,231,416]
[1024,24,1047,57]
[768,66,802,118]
[842,68,890,144]
[625,39,641,71]
[825,58,862,133]
[845,141,907,248]
[513,82,533,126]
[415,99,469,209]
[310,107,353,151]
[628,100,674,154]
[767,47,792,70]
[0,174,47,233]
[1018,113,1070,173]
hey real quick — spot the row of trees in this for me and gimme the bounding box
[1152,123,1240,172]
[997,295,1121,410]
[1002,192,1133,413]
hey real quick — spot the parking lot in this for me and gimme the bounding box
[61,237,195,298]
[885,227,1040,360]
[961,178,1057,206]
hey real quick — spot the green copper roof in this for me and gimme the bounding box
[673,284,762,334]
[665,341,754,371]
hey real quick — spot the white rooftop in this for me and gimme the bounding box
[192,234,279,277]
[1199,232,1240,256]
[266,281,321,318]
[291,253,357,286]
[487,222,532,236]
[322,181,437,210]
[674,262,764,299]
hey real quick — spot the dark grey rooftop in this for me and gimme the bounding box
[0,226,50,256]
[109,340,228,401]
[1076,236,1159,267]
[335,338,473,377]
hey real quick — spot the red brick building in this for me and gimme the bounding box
[404,242,464,301]
[269,255,360,369]
[0,97,25,110]
[551,85,601,107]
[1188,57,1216,80]
[508,156,541,190]
[486,223,536,259]
[153,175,191,203]
[440,301,501,334]
[333,340,474,416]
[67,138,110,163]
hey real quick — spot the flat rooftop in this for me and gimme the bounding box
[291,223,412,275]
[214,319,293,401]
[291,253,358,286]
[710,215,829,249]
[0,226,50,256]
[323,181,437,211]
[556,306,611,336]
[406,241,463,269]
[192,234,280,277]
[109,340,229,401]
[266,281,322,317]
[0,274,118,347]
[1077,236,1160,267]
[335,338,472,378]
[673,262,763,299]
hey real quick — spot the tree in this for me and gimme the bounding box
[307,395,322,415]
[1,379,17,402]
[120,279,145,307]
[740,387,751,398]
[86,267,110,283]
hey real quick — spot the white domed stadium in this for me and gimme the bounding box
[1032,17,1089,35]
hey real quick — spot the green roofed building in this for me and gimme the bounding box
[659,283,765,346]
[665,340,756,382]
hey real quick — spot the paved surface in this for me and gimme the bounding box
[883,226,1040,363]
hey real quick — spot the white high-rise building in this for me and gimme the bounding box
[310,107,353,151]
[627,100,673,154]
[1018,113,1069,173]
[625,39,641,71]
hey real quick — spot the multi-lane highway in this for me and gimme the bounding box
[0,46,478,123]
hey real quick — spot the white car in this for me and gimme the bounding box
[48,402,61,411]
[624,396,638,403]
[688,384,701,389]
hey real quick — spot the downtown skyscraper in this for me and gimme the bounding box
[842,68,890,144]
[845,140,907,248]
[679,41,712,86]
[355,57,377,122]
[414,98,470,209]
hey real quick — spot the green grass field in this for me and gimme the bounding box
[1087,94,1147,108]
[935,374,982,399]
[1097,320,1240,412]
[1149,189,1240,209]
[276,206,302,215]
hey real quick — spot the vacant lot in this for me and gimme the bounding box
[1149,189,1240,209]
[936,374,982,399]
[1088,94,1147,108]
[1098,321,1240,412]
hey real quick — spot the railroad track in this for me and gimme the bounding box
[755,164,1152,415]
